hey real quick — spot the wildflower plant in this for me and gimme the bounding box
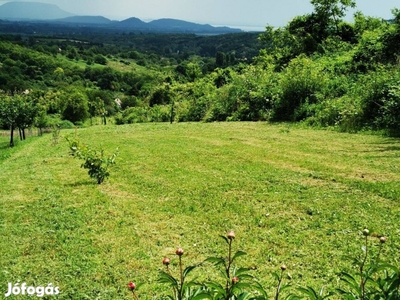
[204,230,254,300]
[127,229,398,299]
[158,247,209,300]
[337,229,400,300]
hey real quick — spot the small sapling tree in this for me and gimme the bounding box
[66,137,118,184]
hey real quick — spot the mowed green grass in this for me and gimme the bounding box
[0,122,399,299]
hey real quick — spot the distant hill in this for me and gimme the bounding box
[56,16,116,25]
[0,2,73,20]
[0,1,242,34]
[117,17,148,29]
[116,18,241,33]
[147,18,239,33]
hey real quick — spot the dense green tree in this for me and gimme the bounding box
[0,94,26,147]
[215,51,226,67]
[310,0,356,34]
[15,94,38,140]
[94,54,107,65]
[60,89,89,123]
[149,84,172,107]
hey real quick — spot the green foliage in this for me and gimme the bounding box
[0,92,38,146]
[356,67,400,133]
[274,56,326,121]
[149,84,173,107]
[376,85,400,134]
[159,250,208,300]
[306,95,362,132]
[1,0,400,136]
[157,232,291,300]
[66,137,118,184]
[150,230,399,299]
[115,104,172,124]
[60,89,89,123]
[94,54,107,65]
[203,234,255,300]
[337,230,400,300]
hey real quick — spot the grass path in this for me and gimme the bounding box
[1,122,399,299]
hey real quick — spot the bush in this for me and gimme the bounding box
[306,95,363,132]
[274,55,327,121]
[358,68,400,133]
[59,120,75,129]
[115,105,173,124]
[60,89,89,123]
[375,84,400,134]
[66,137,118,184]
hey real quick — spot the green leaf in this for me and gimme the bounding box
[233,267,251,276]
[251,281,268,297]
[183,265,198,277]
[158,271,178,287]
[297,286,318,299]
[204,256,226,265]
[272,272,280,281]
[190,292,213,300]
[232,250,247,262]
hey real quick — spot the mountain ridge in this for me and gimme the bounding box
[0,1,73,20]
[0,1,242,33]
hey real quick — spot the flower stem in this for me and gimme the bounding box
[360,234,368,300]
[178,255,183,300]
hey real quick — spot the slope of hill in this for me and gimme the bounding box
[55,16,116,25]
[148,18,240,33]
[0,1,73,20]
[117,17,149,29]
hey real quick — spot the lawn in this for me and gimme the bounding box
[0,122,399,299]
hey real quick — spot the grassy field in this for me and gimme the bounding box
[0,122,399,299]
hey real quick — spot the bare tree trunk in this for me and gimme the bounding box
[10,124,14,147]
[19,127,23,141]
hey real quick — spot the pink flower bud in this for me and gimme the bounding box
[175,247,184,256]
[163,257,171,266]
[128,282,136,291]
[232,276,239,284]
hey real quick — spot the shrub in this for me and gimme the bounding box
[59,120,75,129]
[60,89,89,123]
[375,85,400,134]
[306,95,363,132]
[358,67,400,133]
[274,55,327,121]
[66,137,118,184]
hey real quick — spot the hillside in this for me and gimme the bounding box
[147,18,240,33]
[55,16,116,25]
[0,1,73,20]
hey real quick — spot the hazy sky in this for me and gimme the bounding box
[0,0,399,28]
